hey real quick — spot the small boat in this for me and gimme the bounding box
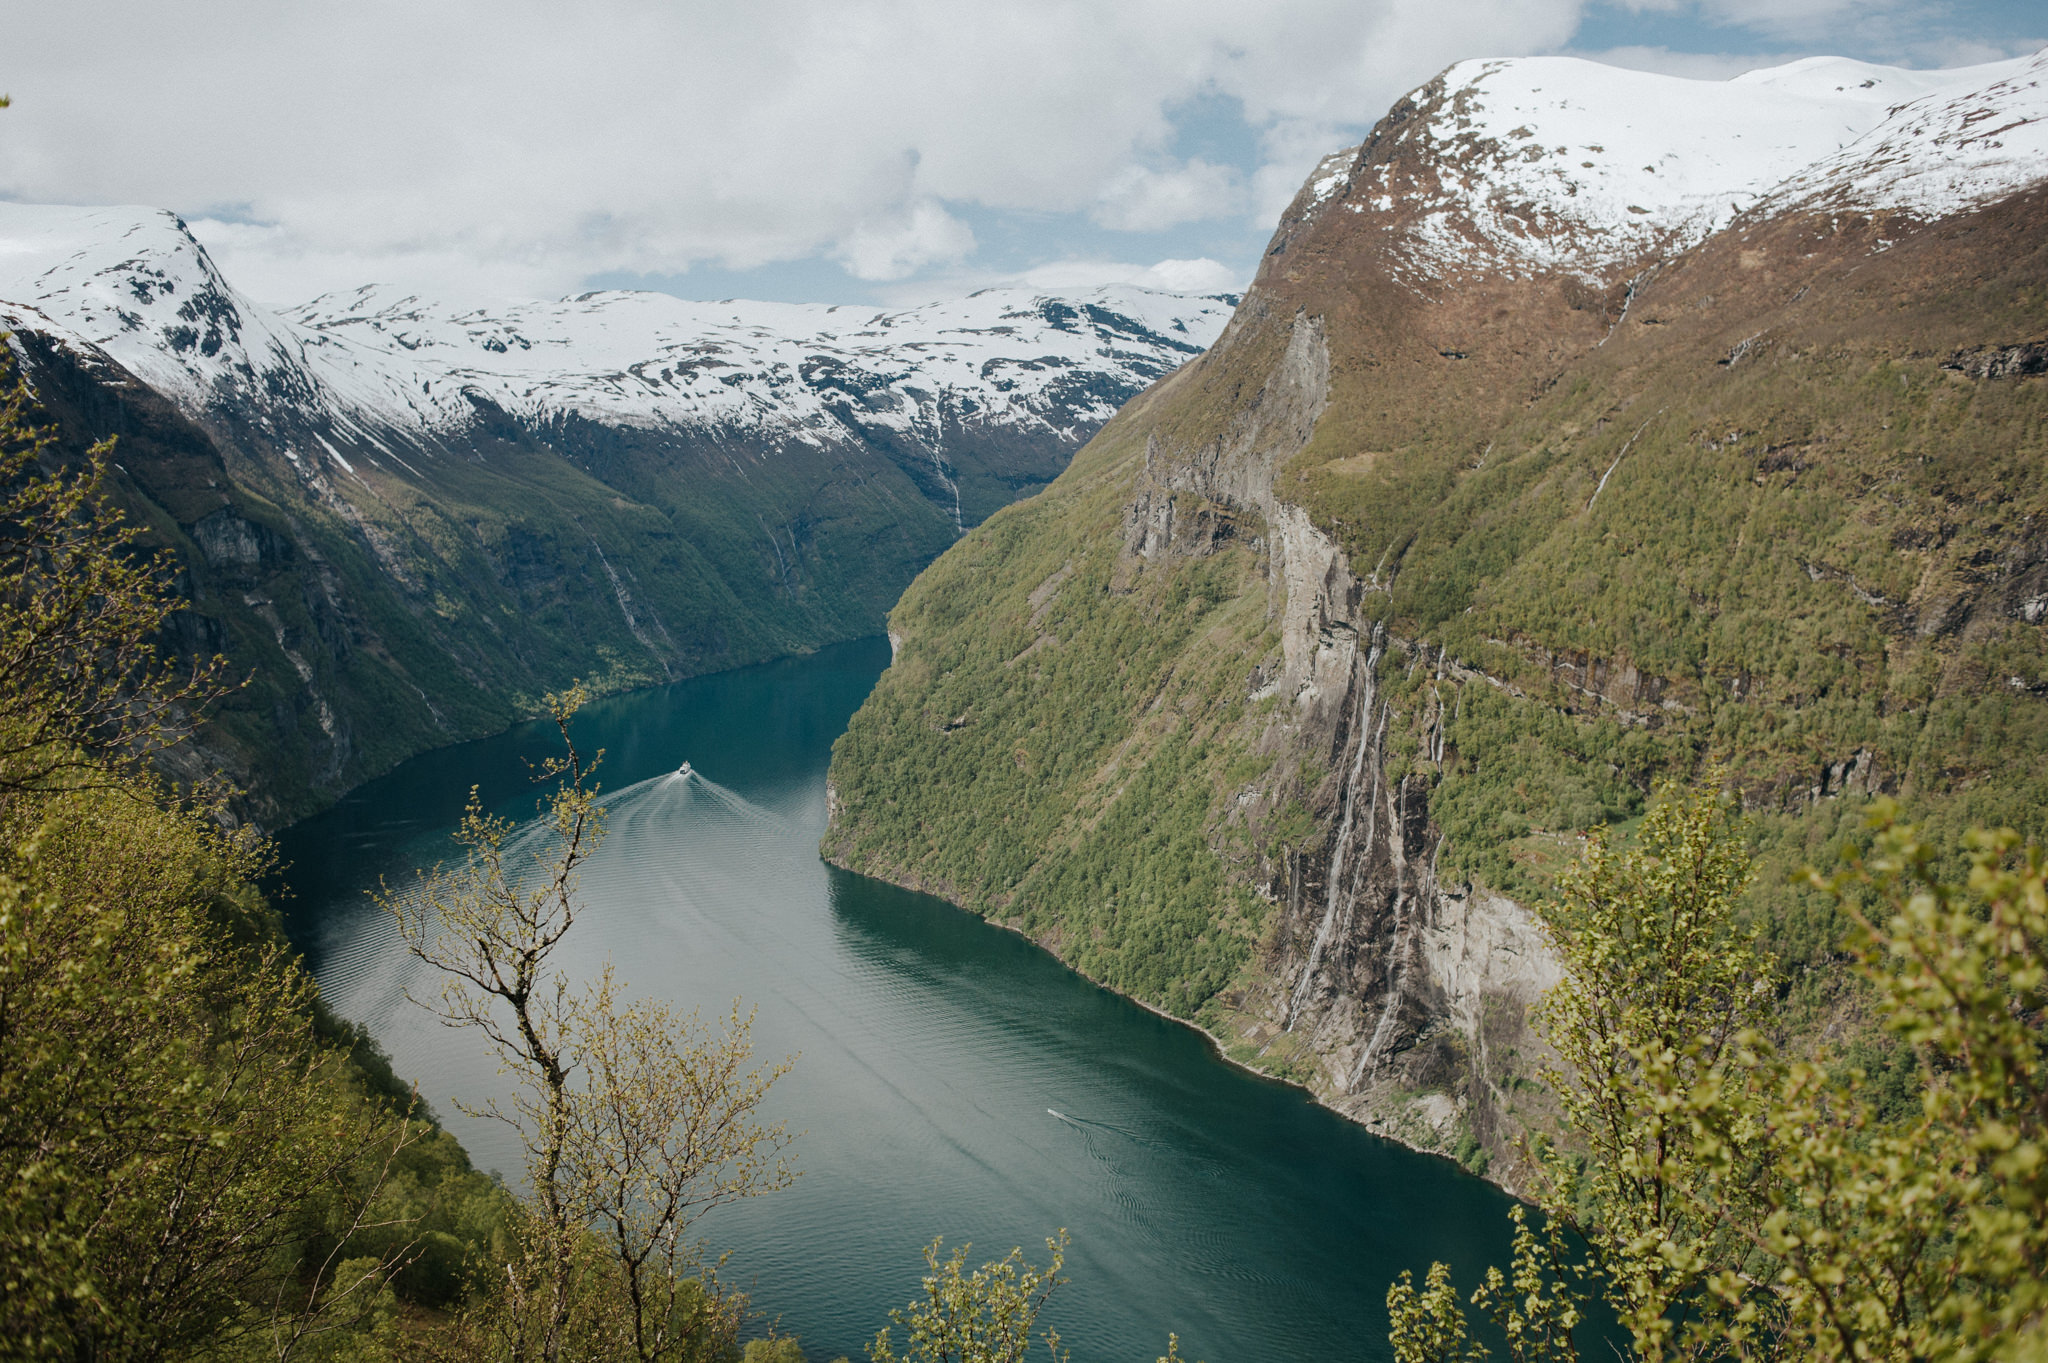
[677,760,693,777]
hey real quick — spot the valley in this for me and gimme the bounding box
[0,206,1231,823]
[7,9,2046,1358]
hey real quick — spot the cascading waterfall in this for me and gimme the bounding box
[1284,625,1386,1031]
[1352,775,1426,1086]
[1353,650,1452,1087]
[934,452,964,535]
[915,399,966,535]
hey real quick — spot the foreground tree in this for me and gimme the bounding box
[390,691,795,1363]
[864,1232,1201,1363]
[0,354,228,798]
[1720,811,2048,1360]
[867,1233,1070,1363]
[0,789,434,1362]
[1385,788,2048,1362]
[0,348,456,1361]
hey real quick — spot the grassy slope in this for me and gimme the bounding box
[1294,192,2048,974]
[826,375,1283,1016]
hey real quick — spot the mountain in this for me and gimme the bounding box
[822,49,2048,1185]
[0,203,1233,823]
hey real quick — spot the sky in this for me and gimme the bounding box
[0,1,2040,309]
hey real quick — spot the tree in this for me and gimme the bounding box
[1389,781,1772,1362]
[0,351,228,799]
[0,348,436,1362]
[0,781,433,1363]
[867,1232,1070,1363]
[1705,807,2048,1361]
[1532,783,1777,1359]
[389,689,795,1363]
[1385,792,2048,1362]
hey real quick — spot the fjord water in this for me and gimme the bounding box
[277,636,1517,1362]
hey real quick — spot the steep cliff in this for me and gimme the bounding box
[0,204,1232,823]
[824,50,2048,1184]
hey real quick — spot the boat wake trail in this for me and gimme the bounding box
[608,766,794,837]
[358,763,802,974]
[1047,1108,1147,1143]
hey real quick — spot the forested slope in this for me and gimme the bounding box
[825,51,2048,1180]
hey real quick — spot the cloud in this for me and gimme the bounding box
[1568,45,1791,79]
[1092,160,1245,232]
[834,201,977,281]
[1011,256,1246,293]
[0,1,2035,305]
[1592,0,2043,54]
[0,0,1601,302]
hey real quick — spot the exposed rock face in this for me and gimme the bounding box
[825,48,2048,1187]
[1115,301,1563,1184]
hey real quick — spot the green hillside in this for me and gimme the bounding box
[826,171,2048,1164]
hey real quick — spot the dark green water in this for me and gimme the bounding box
[276,636,1520,1362]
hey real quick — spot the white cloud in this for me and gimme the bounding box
[1567,45,1790,79]
[0,1,2033,305]
[0,1,1600,302]
[1597,0,2042,55]
[834,201,977,281]
[1092,159,1245,233]
[1687,0,1885,39]
[1013,256,1246,293]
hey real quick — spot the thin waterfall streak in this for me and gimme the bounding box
[1354,808,1436,1088]
[1587,411,1660,511]
[1286,628,1385,1031]
[1285,687,1368,1027]
[1333,702,1391,959]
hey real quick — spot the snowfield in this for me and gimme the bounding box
[1304,47,2046,282]
[0,202,1237,459]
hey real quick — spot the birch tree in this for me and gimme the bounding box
[391,689,794,1363]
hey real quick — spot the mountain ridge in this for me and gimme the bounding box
[0,202,1233,824]
[823,47,2048,1187]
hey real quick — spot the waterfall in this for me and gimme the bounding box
[1352,814,1440,1088]
[1284,625,1385,1031]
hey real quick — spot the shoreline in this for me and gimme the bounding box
[817,846,1512,1193]
[261,634,882,839]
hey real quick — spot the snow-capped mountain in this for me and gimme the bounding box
[0,202,1233,529]
[0,202,1233,821]
[287,282,1232,444]
[823,45,2048,1187]
[1292,47,2046,284]
[3,46,2035,829]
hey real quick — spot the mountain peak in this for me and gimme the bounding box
[1290,47,2046,289]
[0,202,305,408]
[0,201,1236,478]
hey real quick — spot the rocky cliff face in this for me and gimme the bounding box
[824,49,2048,1185]
[0,203,1231,823]
[1112,297,1570,1183]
